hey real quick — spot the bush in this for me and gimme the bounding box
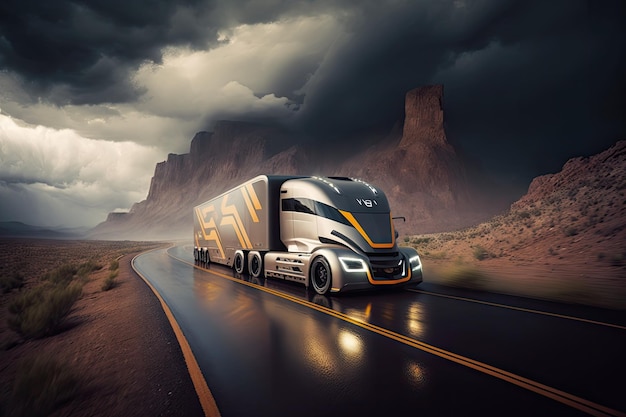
[8,282,82,339]
[472,245,491,261]
[1,271,24,293]
[42,264,77,287]
[7,354,79,417]
[441,264,490,290]
[77,260,102,277]
[101,270,119,291]
[109,259,119,271]
[412,237,432,245]
[564,227,578,237]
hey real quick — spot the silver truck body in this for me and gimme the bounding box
[193,175,422,295]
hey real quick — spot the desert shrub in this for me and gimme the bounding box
[426,251,448,260]
[472,245,491,261]
[412,237,432,245]
[109,259,119,271]
[43,264,77,287]
[1,271,24,293]
[7,354,79,417]
[8,282,82,339]
[101,270,119,291]
[441,264,489,290]
[563,226,578,237]
[76,260,102,277]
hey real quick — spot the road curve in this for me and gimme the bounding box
[133,245,626,417]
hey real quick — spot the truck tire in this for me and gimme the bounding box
[310,256,331,295]
[234,251,247,274]
[249,252,263,278]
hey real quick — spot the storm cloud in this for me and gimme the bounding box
[0,0,624,227]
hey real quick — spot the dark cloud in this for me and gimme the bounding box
[0,0,217,104]
[282,0,624,186]
[0,0,624,215]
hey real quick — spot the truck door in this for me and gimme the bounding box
[281,195,319,252]
[292,197,317,242]
[280,194,295,250]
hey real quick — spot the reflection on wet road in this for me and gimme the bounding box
[133,245,626,417]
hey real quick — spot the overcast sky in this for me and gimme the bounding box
[0,0,624,228]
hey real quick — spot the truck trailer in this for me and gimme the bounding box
[193,175,422,295]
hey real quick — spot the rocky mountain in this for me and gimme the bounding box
[0,221,87,239]
[407,139,626,309]
[88,85,505,240]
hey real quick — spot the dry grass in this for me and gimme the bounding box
[0,238,167,417]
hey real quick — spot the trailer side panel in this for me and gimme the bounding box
[193,175,295,266]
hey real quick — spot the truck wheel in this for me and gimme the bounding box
[311,256,331,295]
[249,252,263,278]
[234,251,247,274]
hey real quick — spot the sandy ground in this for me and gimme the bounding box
[0,239,205,417]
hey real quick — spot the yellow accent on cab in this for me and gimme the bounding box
[339,210,395,249]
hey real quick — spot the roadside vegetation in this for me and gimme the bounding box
[5,354,80,417]
[0,238,166,417]
[101,258,121,291]
[8,261,101,339]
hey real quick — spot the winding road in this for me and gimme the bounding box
[132,244,626,417]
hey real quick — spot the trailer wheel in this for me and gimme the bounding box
[310,256,331,295]
[249,252,263,278]
[234,251,247,274]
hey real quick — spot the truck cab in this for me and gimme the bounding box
[269,176,422,294]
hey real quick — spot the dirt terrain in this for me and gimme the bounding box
[403,140,626,310]
[0,238,205,417]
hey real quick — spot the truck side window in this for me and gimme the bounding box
[282,198,315,215]
[294,198,315,215]
[282,198,295,212]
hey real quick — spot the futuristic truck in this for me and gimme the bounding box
[193,175,422,295]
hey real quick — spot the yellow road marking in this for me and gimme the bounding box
[132,250,221,417]
[409,289,626,331]
[167,249,625,417]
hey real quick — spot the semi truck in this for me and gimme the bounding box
[193,175,422,295]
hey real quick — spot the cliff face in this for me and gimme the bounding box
[328,85,481,233]
[89,85,496,240]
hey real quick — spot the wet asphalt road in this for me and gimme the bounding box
[133,245,626,417]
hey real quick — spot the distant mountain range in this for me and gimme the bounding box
[88,84,514,240]
[0,221,89,239]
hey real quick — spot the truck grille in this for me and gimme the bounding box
[368,253,406,280]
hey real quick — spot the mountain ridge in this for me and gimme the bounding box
[88,85,514,240]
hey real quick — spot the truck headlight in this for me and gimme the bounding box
[339,257,368,272]
[409,254,422,271]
